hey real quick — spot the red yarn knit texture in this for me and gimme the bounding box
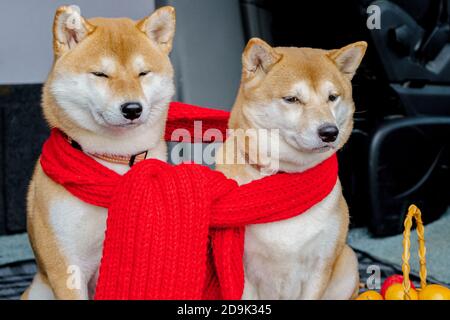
[39,102,339,300]
[166,102,229,142]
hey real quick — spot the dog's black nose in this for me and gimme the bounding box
[318,124,339,143]
[121,102,143,120]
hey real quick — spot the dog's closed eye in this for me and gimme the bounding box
[139,71,151,77]
[91,72,109,78]
[283,96,301,104]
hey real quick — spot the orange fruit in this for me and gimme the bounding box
[356,290,384,300]
[380,275,415,298]
[385,283,418,300]
[419,284,450,300]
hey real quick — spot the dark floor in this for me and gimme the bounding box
[0,260,36,299]
[0,250,423,300]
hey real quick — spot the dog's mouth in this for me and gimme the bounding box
[96,112,144,129]
[288,133,336,154]
[310,145,334,153]
[115,122,141,128]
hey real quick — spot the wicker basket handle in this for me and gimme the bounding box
[402,205,427,299]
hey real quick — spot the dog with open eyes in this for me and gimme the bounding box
[216,38,367,299]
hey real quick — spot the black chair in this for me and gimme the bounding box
[0,85,49,235]
[239,0,450,235]
[366,0,450,235]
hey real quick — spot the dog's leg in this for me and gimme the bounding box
[21,272,55,300]
[296,265,332,300]
[40,243,100,300]
[241,277,259,300]
[88,268,100,299]
[44,195,106,300]
[40,257,89,300]
[28,208,97,299]
[321,245,359,300]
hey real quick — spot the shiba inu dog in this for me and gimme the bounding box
[216,38,367,299]
[22,5,176,299]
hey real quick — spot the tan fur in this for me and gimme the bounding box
[44,13,175,151]
[22,6,176,299]
[26,166,81,299]
[216,38,367,299]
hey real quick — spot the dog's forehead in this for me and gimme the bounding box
[291,81,311,101]
[93,54,146,72]
[268,47,342,93]
[55,17,165,75]
[133,55,146,69]
[291,80,338,98]
[100,57,116,73]
[87,18,154,61]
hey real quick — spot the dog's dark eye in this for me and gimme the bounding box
[328,94,339,102]
[139,71,151,77]
[283,96,300,104]
[91,72,109,78]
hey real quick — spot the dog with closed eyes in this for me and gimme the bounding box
[22,5,176,299]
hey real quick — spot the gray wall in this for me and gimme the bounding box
[162,0,245,108]
[0,0,155,85]
[0,0,245,108]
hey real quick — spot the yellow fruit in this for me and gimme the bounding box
[419,284,450,300]
[356,290,384,300]
[385,283,419,300]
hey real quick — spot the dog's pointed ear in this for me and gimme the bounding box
[242,38,282,79]
[328,41,367,79]
[53,5,95,57]
[137,6,176,54]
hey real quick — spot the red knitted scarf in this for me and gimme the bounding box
[39,102,338,300]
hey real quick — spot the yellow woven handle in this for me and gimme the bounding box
[402,205,427,299]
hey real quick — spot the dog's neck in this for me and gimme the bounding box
[60,121,168,175]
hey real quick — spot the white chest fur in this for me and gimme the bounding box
[47,148,167,298]
[49,197,107,282]
[242,181,343,299]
